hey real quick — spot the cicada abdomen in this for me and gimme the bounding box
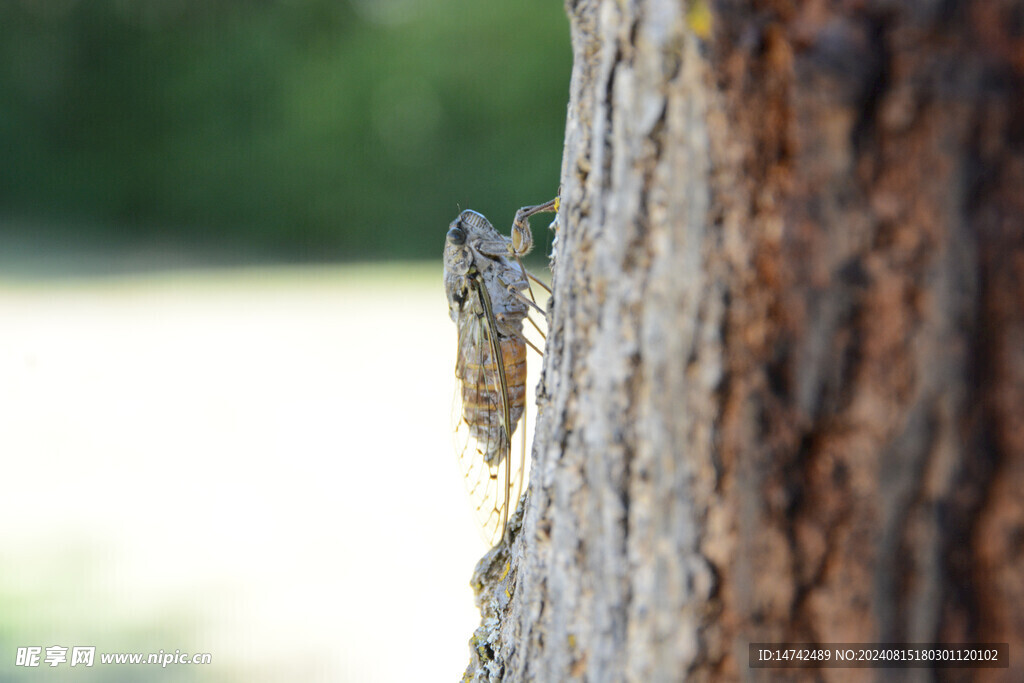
[452,316,528,545]
[458,334,526,465]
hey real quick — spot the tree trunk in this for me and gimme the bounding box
[465,1,1024,681]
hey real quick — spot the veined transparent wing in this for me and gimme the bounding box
[451,280,527,546]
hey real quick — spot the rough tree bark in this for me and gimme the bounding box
[465,1,1023,681]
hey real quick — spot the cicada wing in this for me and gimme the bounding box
[451,307,525,546]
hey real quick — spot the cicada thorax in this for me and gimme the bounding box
[458,332,527,465]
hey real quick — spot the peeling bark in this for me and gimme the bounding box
[464,1,1024,681]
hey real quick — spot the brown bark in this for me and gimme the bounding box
[465,1,1024,681]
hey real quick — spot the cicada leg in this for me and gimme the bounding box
[525,269,552,295]
[510,198,559,304]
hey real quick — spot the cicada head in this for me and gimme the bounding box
[454,209,513,260]
[443,216,475,323]
[443,219,472,277]
[455,209,495,236]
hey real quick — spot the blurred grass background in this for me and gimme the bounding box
[0,0,569,264]
[0,1,569,681]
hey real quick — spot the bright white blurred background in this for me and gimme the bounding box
[0,264,520,682]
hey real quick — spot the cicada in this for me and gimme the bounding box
[443,199,557,545]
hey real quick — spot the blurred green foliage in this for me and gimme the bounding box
[0,0,570,261]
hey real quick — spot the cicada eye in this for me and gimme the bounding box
[447,226,467,245]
